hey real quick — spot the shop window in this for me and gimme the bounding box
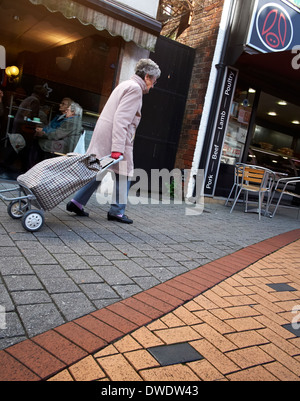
[247,92,300,176]
[251,126,293,152]
[0,0,122,177]
[220,87,255,166]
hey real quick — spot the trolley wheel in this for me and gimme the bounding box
[21,210,44,232]
[7,200,29,219]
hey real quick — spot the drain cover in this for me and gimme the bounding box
[267,283,297,292]
[282,324,300,338]
[148,343,204,366]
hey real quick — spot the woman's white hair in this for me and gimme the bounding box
[69,102,83,117]
[135,59,161,80]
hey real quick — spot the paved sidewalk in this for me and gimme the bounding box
[0,232,299,381]
[0,179,299,380]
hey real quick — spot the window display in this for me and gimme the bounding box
[221,88,255,165]
[247,92,300,176]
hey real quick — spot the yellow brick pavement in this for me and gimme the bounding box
[48,240,300,381]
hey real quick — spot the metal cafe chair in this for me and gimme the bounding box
[225,162,244,206]
[229,164,275,220]
[267,176,300,218]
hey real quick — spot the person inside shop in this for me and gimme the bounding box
[35,101,83,158]
[11,85,47,136]
[66,58,161,224]
[41,97,73,133]
[1,85,48,173]
[38,104,51,126]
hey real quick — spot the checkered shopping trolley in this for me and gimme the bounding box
[0,153,122,232]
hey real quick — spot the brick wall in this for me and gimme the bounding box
[161,0,224,170]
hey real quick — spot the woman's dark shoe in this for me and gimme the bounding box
[66,201,89,217]
[107,213,133,224]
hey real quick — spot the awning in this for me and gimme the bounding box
[29,0,161,51]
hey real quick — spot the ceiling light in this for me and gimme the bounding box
[291,120,300,125]
[268,111,277,116]
[277,100,287,106]
[5,66,19,77]
[248,88,256,93]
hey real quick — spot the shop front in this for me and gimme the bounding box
[0,0,161,178]
[203,0,300,198]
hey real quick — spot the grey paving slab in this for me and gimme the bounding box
[67,269,104,284]
[39,277,80,294]
[94,265,135,286]
[0,257,35,276]
[16,303,65,337]
[10,290,52,306]
[0,180,299,349]
[0,312,26,340]
[112,259,150,277]
[0,284,14,311]
[32,264,69,279]
[3,276,44,292]
[54,254,92,270]
[50,292,95,321]
[133,276,160,290]
[113,283,143,299]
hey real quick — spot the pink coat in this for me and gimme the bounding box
[87,75,148,177]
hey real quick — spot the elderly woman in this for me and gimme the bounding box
[41,97,73,132]
[67,58,161,224]
[36,102,83,156]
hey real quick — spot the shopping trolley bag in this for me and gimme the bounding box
[17,153,112,211]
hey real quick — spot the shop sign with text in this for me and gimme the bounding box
[204,67,238,196]
[247,0,300,53]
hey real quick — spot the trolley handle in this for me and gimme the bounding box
[97,154,124,169]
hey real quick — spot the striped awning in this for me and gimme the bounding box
[29,0,160,51]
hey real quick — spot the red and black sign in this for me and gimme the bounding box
[247,0,299,53]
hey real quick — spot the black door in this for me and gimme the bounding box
[133,36,195,175]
